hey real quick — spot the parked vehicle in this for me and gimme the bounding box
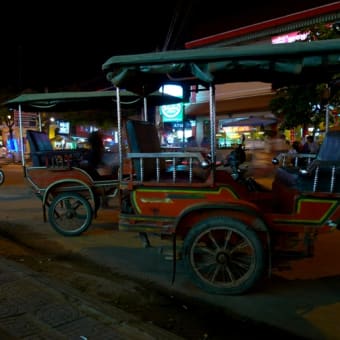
[5,39,340,295]
[5,90,182,237]
[0,166,4,185]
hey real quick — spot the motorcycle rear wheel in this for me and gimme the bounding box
[0,169,5,185]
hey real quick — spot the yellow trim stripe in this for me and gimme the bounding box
[274,198,338,224]
[132,186,238,214]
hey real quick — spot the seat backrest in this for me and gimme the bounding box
[125,120,165,180]
[316,130,340,161]
[282,130,340,193]
[26,130,53,166]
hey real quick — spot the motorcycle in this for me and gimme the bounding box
[224,144,268,192]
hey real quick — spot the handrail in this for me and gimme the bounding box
[275,152,316,167]
[303,160,340,192]
[127,151,207,183]
[29,149,88,168]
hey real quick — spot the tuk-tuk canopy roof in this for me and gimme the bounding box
[102,39,340,95]
[4,90,183,112]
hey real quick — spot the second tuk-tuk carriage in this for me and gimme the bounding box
[5,90,183,236]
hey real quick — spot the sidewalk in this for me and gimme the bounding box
[1,167,340,339]
[0,256,182,339]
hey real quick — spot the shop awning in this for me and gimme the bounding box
[222,116,277,127]
[185,2,340,48]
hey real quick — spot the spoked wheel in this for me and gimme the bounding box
[0,169,4,185]
[48,192,93,236]
[183,216,266,295]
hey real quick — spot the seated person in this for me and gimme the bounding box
[81,130,114,178]
[186,136,198,147]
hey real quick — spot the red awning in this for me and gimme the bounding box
[185,2,340,48]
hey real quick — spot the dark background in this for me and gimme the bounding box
[0,0,334,92]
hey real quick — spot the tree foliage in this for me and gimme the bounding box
[269,83,334,132]
[269,24,340,134]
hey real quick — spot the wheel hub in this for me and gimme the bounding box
[66,210,75,219]
[216,251,229,264]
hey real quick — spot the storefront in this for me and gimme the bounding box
[159,84,197,147]
[183,2,340,146]
[160,120,196,147]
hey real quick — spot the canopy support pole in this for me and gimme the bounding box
[209,84,216,183]
[18,104,25,168]
[143,97,148,121]
[116,87,123,182]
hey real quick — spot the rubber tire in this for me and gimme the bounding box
[0,170,4,185]
[183,216,266,295]
[48,192,93,236]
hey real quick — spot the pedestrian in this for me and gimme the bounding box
[241,133,246,145]
[302,135,319,154]
[51,127,64,149]
[287,140,302,166]
[186,136,198,147]
[267,133,288,155]
[290,140,302,153]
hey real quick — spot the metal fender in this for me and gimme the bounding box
[175,201,269,236]
[42,179,94,207]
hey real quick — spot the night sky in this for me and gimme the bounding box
[0,0,334,93]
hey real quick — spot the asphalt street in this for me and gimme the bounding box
[0,163,184,339]
[0,161,340,339]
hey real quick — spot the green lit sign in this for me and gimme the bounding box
[159,84,183,122]
[160,103,183,122]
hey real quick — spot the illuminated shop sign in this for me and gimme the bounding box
[160,104,183,122]
[272,31,308,44]
[159,84,184,122]
[58,121,70,134]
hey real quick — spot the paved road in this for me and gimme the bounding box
[0,164,184,339]
[1,163,340,339]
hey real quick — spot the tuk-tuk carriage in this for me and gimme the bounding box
[5,38,340,295]
[101,39,340,295]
